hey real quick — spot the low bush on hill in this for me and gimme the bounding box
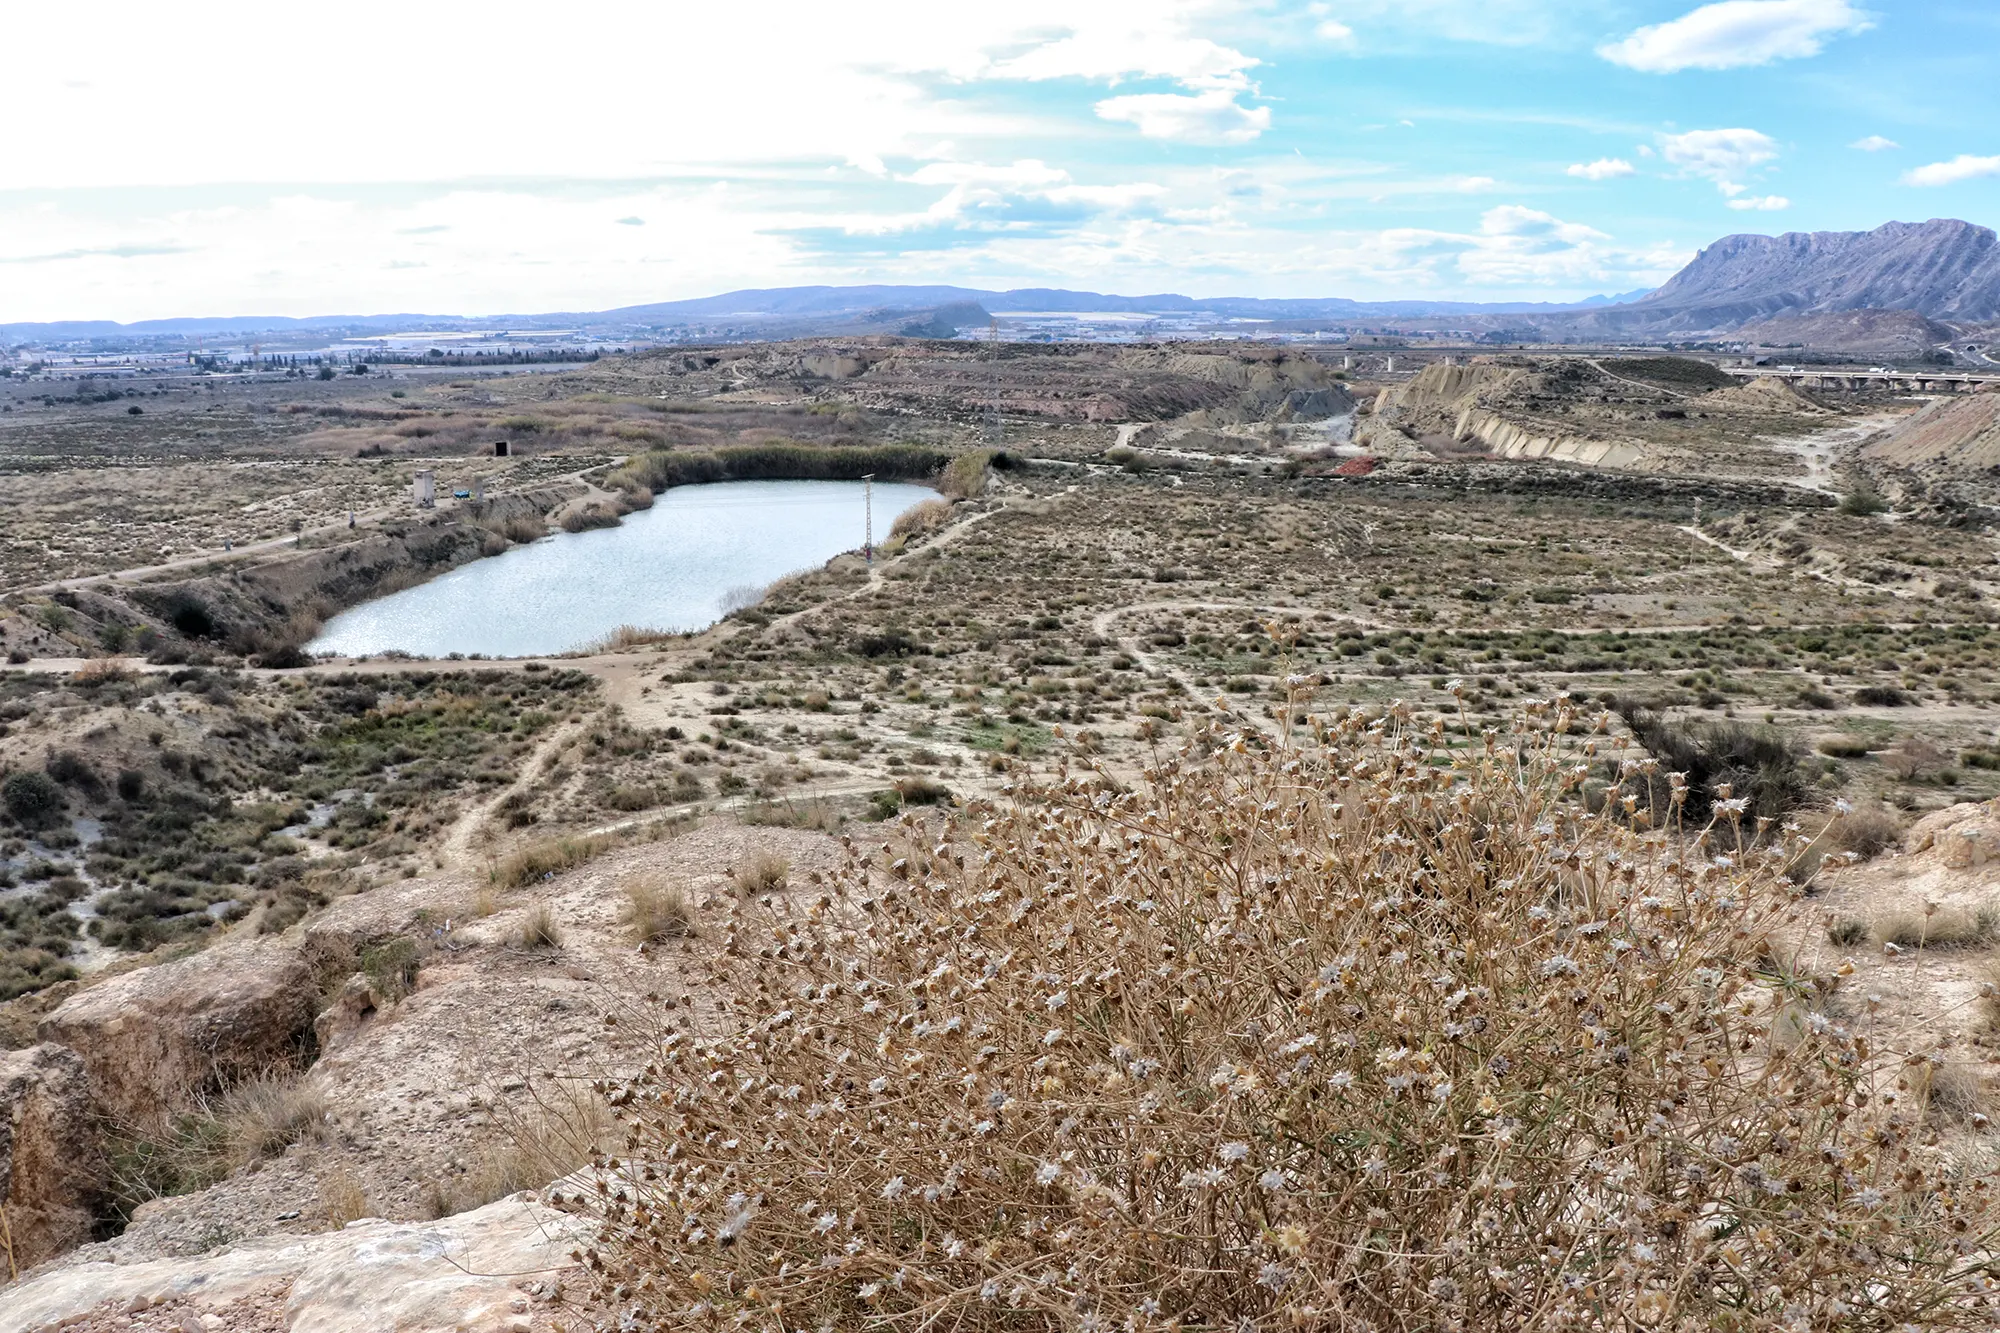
[568,701,1998,1331]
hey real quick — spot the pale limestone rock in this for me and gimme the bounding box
[0,1195,585,1333]
[38,939,316,1125]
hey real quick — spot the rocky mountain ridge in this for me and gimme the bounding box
[1612,218,2000,330]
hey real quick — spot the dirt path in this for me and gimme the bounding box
[7,457,618,600]
[1090,598,1287,730]
[1679,514,1924,601]
[1585,359,1693,400]
[1753,412,1899,495]
[439,713,595,869]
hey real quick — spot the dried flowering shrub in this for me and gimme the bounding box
[572,699,2000,1331]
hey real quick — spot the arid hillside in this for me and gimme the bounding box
[552,337,1354,424]
[1358,355,1836,477]
[7,337,2000,1326]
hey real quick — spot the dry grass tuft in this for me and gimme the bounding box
[1874,902,2000,950]
[427,1078,613,1218]
[1827,805,1904,860]
[890,498,952,540]
[491,832,617,888]
[742,796,840,831]
[567,699,2000,1331]
[1915,1060,1990,1126]
[318,1167,369,1228]
[105,1071,328,1217]
[729,850,789,897]
[561,503,621,533]
[516,903,564,950]
[219,1073,330,1166]
[72,656,136,683]
[481,513,547,545]
[585,624,678,653]
[623,876,695,944]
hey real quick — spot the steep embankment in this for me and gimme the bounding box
[0,488,573,664]
[1864,391,2000,473]
[1360,361,1650,468]
[1358,359,1835,478]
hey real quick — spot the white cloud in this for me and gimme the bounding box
[1850,135,1899,152]
[1096,88,1272,145]
[1436,205,1673,286]
[1305,0,1603,50]
[1599,0,1871,73]
[0,1,1695,317]
[1659,127,1780,196]
[1315,19,1356,42]
[990,12,1273,145]
[905,160,1071,190]
[1726,194,1790,210]
[1480,205,1610,244]
[1903,154,2000,187]
[1567,158,1636,180]
[0,2,1279,190]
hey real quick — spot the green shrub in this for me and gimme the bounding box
[613,442,952,494]
[2,770,64,827]
[1840,487,1890,517]
[1612,703,1808,828]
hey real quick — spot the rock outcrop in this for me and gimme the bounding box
[38,939,317,1125]
[0,1044,105,1274]
[0,1194,584,1333]
[310,975,382,1057]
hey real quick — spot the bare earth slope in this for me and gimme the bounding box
[1732,308,1960,358]
[1864,390,2000,473]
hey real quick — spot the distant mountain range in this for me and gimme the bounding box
[0,287,1655,344]
[5,218,1996,347]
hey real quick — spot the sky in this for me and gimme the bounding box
[3,0,1997,322]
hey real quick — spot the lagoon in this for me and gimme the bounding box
[306,479,936,658]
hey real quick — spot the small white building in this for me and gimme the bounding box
[413,470,435,509]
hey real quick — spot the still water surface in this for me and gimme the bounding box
[308,479,936,658]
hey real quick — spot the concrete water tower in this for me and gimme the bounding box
[413,470,436,509]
